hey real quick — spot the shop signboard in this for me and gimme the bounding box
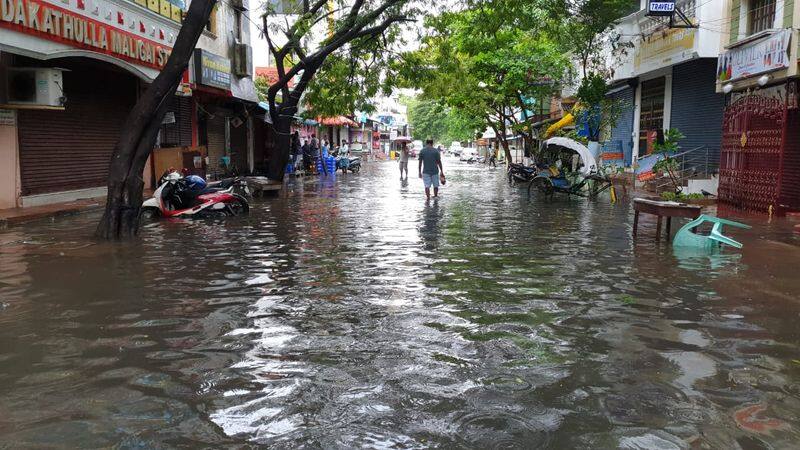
[194,49,231,90]
[0,0,176,70]
[717,29,791,82]
[647,0,675,16]
[0,109,15,126]
[634,27,695,75]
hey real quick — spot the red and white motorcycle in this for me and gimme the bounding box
[141,172,250,219]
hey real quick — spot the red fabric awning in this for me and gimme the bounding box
[317,116,359,127]
[254,67,295,88]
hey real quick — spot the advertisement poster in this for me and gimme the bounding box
[718,29,791,82]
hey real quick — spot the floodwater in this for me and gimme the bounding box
[1,159,800,449]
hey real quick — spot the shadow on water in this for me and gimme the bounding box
[1,160,800,448]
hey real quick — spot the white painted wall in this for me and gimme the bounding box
[608,0,727,82]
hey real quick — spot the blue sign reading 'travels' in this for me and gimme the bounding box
[648,0,675,16]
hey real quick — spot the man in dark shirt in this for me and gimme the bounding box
[418,139,444,199]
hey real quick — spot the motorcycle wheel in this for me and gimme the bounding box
[351,165,360,174]
[226,194,250,216]
[139,206,160,221]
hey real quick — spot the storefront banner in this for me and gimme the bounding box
[194,49,231,90]
[634,27,695,74]
[1,0,174,70]
[718,29,791,82]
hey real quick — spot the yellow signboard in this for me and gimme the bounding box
[634,28,695,71]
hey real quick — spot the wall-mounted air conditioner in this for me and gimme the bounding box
[233,43,253,77]
[6,68,66,107]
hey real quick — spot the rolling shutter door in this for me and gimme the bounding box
[159,96,193,148]
[206,114,226,172]
[17,69,136,196]
[670,58,725,172]
[230,119,247,172]
[607,86,634,166]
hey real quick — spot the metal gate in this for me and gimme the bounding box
[718,86,788,212]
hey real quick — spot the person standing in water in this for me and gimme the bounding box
[399,142,410,180]
[418,139,444,199]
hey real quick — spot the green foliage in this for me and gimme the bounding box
[401,5,572,155]
[652,128,686,154]
[254,76,270,102]
[661,191,704,201]
[405,97,480,143]
[576,73,609,106]
[303,51,387,118]
[549,0,639,76]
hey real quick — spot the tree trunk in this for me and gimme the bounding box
[500,138,512,164]
[95,0,216,239]
[268,115,293,181]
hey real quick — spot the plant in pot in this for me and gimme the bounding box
[651,128,685,196]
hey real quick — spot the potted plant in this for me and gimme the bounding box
[651,128,685,194]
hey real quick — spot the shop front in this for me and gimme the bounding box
[717,29,800,213]
[0,0,181,208]
[191,49,257,180]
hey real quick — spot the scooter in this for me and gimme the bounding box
[141,172,249,219]
[507,162,536,184]
[336,155,361,173]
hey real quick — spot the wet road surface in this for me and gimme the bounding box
[1,159,800,448]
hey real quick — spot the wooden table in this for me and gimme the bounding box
[633,198,702,241]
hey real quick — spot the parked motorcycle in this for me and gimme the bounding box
[141,173,249,219]
[507,163,537,185]
[336,155,361,173]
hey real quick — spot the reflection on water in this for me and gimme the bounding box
[1,160,800,448]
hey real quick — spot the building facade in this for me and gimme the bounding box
[715,0,800,212]
[606,0,726,172]
[0,0,256,210]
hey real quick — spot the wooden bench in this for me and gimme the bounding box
[245,176,282,197]
[633,198,702,241]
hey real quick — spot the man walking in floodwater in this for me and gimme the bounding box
[418,139,444,199]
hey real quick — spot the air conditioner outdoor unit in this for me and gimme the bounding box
[233,43,253,77]
[6,68,66,107]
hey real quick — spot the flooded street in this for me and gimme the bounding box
[2,159,800,448]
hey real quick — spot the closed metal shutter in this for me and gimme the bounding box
[206,114,226,172]
[17,69,136,196]
[670,58,725,171]
[159,96,193,148]
[229,118,248,172]
[607,85,634,166]
[779,107,800,209]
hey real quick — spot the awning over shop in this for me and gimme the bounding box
[230,76,259,103]
[317,116,359,127]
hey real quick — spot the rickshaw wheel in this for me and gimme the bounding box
[528,176,554,199]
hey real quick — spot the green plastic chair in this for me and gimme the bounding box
[673,214,751,249]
